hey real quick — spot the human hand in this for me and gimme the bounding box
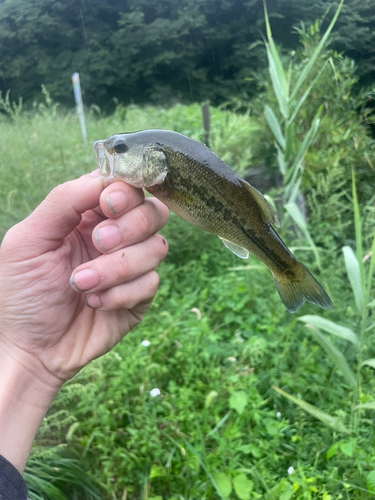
[0,171,169,387]
[0,171,169,471]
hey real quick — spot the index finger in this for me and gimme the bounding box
[100,181,145,219]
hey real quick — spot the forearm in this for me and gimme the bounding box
[0,344,60,472]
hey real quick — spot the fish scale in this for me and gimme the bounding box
[93,129,332,313]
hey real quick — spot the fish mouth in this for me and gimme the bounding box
[93,140,115,180]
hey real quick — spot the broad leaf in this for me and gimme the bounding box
[272,386,349,433]
[367,233,375,304]
[305,325,357,387]
[367,471,375,493]
[287,106,322,186]
[264,2,289,118]
[361,359,375,369]
[343,246,365,316]
[275,142,287,175]
[212,472,232,497]
[289,61,328,124]
[229,391,248,415]
[355,402,375,411]
[284,202,321,269]
[289,0,344,101]
[233,473,254,500]
[298,315,358,345]
[264,105,285,149]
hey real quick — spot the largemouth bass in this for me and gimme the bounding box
[93,129,332,313]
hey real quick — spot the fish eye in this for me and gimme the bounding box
[113,141,128,154]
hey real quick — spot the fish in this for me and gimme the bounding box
[93,129,332,313]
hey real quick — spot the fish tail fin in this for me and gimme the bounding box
[272,263,333,313]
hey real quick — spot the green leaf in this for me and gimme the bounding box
[288,61,328,124]
[264,105,285,149]
[263,2,289,118]
[265,44,289,119]
[275,142,287,175]
[367,233,375,304]
[206,411,231,437]
[229,391,248,415]
[233,473,254,500]
[279,481,294,500]
[355,401,375,411]
[351,167,363,271]
[286,106,322,188]
[264,418,280,436]
[361,359,375,369]
[212,472,232,497]
[284,202,321,269]
[326,441,343,460]
[272,386,349,433]
[289,0,344,101]
[284,122,295,162]
[183,440,226,500]
[298,315,359,345]
[343,246,365,316]
[149,465,166,479]
[340,439,356,457]
[305,325,357,387]
[367,471,375,493]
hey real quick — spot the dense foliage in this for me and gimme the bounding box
[1,11,375,497]
[1,80,375,497]
[1,0,375,108]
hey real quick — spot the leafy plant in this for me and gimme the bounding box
[275,167,375,497]
[262,0,344,268]
[24,448,101,500]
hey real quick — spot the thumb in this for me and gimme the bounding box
[6,172,104,254]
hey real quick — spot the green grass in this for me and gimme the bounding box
[1,101,375,499]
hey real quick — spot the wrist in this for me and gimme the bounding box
[0,342,61,472]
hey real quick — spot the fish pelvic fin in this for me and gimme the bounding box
[239,179,280,228]
[272,264,333,313]
[219,237,249,259]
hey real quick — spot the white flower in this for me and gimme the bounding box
[141,340,150,347]
[227,356,237,362]
[276,411,281,419]
[287,466,295,475]
[150,388,161,397]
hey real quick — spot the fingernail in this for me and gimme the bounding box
[106,191,126,215]
[89,169,100,178]
[70,269,100,291]
[94,225,122,252]
[86,294,102,309]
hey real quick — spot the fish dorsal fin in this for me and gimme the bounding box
[219,237,249,259]
[239,179,280,228]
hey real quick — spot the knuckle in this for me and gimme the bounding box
[0,225,18,251]
[111,286,129,309]
[116,252,131,277]
[46,182,67,203]
[133,206,153,236]
[149,198,169,226]
[143,270,159,296]
[148,271,160,295]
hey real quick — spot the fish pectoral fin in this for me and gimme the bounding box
[219,237,249,259]
[239,179,280,228]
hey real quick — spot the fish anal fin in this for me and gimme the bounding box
[219,237,249,259]
[239,179,280,228]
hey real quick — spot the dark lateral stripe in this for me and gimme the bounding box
[166,156,292,274]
